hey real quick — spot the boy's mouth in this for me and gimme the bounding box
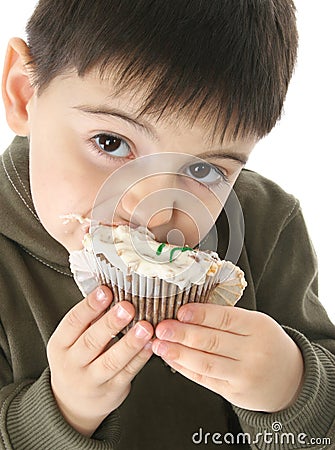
[60,213,138,231]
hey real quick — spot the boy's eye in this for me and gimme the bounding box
[93,134,131,157]
[183,162,227,185]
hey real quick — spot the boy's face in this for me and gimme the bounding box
[24,70,255,251]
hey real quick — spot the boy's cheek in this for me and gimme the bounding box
[28,146,102,251]
[29,166,93,250]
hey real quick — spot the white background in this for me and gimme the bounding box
[0,1,334,322]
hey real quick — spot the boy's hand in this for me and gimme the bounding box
[47,286,154,437]
[152,304,304,413]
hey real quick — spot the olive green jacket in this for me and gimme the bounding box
[1,137,334,450]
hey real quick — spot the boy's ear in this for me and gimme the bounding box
[1,38,35,136]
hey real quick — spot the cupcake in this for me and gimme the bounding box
[69,224,247,329]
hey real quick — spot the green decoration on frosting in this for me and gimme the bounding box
[169,246,193,263]
[156,243,193,262]
[156,243,166,255]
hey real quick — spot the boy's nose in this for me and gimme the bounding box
[119,174,176,228]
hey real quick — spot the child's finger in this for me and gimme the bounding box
[177,303,258,335]
[155,321,244,360]
[163,358,230,395]
[71,301,137,366]
[110,341,153,387]
[152,340,237,380]
[51,286,114,349]
[89,321,154,384]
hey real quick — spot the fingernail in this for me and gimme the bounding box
[115,304,132,321]
[134,323,151,339]
[144,341,153,351]
[96,288,108,303]
[179,309,193,322]
[157,328,173,340]
[153,341,168,357]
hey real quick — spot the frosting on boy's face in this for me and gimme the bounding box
[25,70,255,251]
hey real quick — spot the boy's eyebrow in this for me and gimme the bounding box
[72,104,158,140]
[197,150,248,165]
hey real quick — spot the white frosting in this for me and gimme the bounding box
[82,225,222,289]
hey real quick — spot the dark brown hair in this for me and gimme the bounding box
[26,0,298,142]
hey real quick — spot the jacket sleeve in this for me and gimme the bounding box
[233,204,335,449]
[0,322,120,450]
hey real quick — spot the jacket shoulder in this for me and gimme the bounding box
[234,168,300,229]
[232,170,302,285]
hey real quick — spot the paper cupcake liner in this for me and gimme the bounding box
[98,254,216,329]
[69,248,247,330]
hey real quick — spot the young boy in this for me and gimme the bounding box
[0,1,334,449]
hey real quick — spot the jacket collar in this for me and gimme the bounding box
[0,136,71,272]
